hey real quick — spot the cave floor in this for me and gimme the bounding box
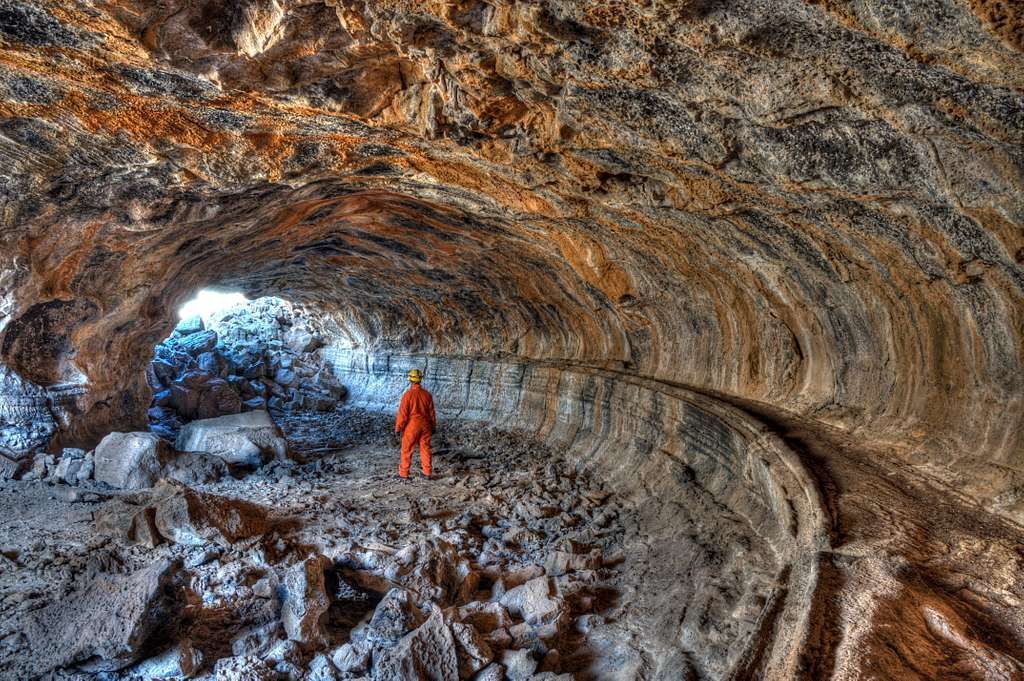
[0,409,646,680]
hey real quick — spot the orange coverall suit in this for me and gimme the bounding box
[395,384,436,477]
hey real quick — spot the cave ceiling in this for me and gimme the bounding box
[0,0,1022,514]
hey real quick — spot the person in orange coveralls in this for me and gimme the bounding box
[395,368,436,479]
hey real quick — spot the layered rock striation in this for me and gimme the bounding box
[0,0,1022,678]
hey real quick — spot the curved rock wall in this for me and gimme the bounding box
[0,1,1022,675]
[328,347,829,678]
[0,0,1021,518]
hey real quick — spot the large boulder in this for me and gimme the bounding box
[175,410,287,467]
[94,431,170,489]
[23,559,186,674]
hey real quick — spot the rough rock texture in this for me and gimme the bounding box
[94,431,172,489]
[95,478,272,547]
[15,559,186,676]
[149,297,347,438]
[280,554,333,647]
[175,409,288,467]
[0,410,632,679]
[0,0,1022,678]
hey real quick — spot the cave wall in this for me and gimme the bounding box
[0,0,1021,518]
[326,346,829,678]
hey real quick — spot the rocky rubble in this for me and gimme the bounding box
[149,298,348,439]
[10,407,290,493]
[0,410,631,679]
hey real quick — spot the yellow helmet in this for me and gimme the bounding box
[408,369,423,383]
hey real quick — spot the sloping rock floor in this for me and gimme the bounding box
[0,410,637,680]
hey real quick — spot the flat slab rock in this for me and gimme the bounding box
[175,410,288,467]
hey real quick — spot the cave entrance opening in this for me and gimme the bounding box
[146,289,349,443]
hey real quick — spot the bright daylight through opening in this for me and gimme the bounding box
[177,289,250,324]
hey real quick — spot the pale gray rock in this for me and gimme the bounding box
[498,578,561,626]
[307,653,341,681]
[161,450,229,485]
[452,620,493,678]
[352,588,421,649]
[331,642,370,675]
[499,649,537,681]
[232,621,284,658]
[214,655,276,681]
[374,607,460,681]
[383,538,479,604]
[128,639,203,679]
[263,637,302,665]
[52,447,87,484]
[175,409,287,466]
[94,431,170,489]
[474,663,505,681]
[21,559,185,674]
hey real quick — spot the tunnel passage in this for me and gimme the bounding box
[1,0,1023,678]
[146,294,350,440]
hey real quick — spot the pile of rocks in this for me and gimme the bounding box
[16,409,289,487]
[2,410,626,679]
[148,297,347,440]
[19,446,94,485]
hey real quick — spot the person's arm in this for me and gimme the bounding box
[395,392,409,433]
[429,395,437,433]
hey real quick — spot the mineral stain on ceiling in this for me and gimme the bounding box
[0,0,1022,679]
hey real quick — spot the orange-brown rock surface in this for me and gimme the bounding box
[0,0,1022,678]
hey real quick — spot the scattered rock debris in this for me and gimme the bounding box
[0,409,631,679]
